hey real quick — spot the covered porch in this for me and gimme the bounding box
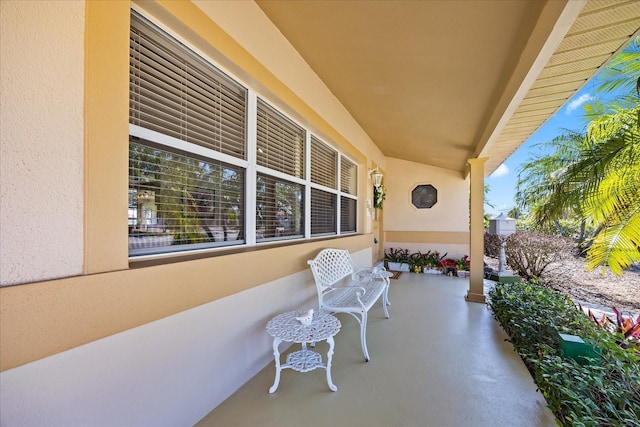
[2,1,639,425]
[197,273,555,427]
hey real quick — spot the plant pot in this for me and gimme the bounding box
[387,262,410,272]
[457,270,470,278]
[423,268,442,275]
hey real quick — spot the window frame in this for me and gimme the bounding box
[128,9,359,261]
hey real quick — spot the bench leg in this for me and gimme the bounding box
[384,278,391,307]
[382,282,390,319]
[360,310,370,362]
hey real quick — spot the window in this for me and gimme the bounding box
[128,11,357,258]
[310,137,337,236]
[340,156,357,233]
[310,136,336,188]
[310,188,336,235]
[255,100,305,242]
[412,184,438,209]
[129,12,247,255]
[257,100,305,179]
[129,139,244,255]
[256,174,304,241]
[129,14,246,160]
[340,197,357,233]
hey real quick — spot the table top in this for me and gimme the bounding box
[266,310,341,343]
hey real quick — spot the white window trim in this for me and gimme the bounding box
[129,125,249,170]
[245,92,258,246]
[129,9,359,259]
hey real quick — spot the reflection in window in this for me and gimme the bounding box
[128,139,245,255]
[340,197,357,233]
[311,188,337,236]
[256,173,304,242]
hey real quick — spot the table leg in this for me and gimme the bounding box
[269,337,283,393]
[325,336,337,391]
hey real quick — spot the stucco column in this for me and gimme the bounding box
[466,157,488,303]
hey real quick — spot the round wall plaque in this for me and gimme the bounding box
[411,184,437,209]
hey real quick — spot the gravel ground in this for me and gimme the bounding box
[485,255,640,316]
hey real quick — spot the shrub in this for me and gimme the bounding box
[504,231,574,281]
[584,306,640,350]
[484,232,502,258]
[488,282,640,426]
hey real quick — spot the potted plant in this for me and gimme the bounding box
[439,258,456,276]
[384,248,410,272]
[456,255,470,277]
[409,251,425,273]
[423,250,446,274]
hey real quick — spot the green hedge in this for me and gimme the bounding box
[488,282,640,426]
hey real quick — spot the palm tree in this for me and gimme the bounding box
[593,37,640,99]
[515,130,588,240]
[518,106,639,275]
[573,107,640,274]
[516,36,640,275]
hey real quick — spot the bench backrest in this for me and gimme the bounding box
[307,248,355,297]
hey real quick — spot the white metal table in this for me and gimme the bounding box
[266,310,341,393]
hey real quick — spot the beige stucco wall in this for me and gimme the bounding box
[0,1,384,423]
[0,0,380,371]
[0,1,471,423]
[0,247,372,426]
[0,0,85,285]
[383,157,470,259]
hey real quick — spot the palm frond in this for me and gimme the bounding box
[586,206,640,276]
[594,36,640,96]
[520,105,640,275]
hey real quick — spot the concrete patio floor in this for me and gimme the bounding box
[196,272,556,427]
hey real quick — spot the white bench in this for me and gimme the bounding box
[307,248,390,361]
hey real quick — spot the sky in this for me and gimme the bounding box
[485,78,601,216]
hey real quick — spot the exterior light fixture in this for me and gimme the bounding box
[369,167,383,188]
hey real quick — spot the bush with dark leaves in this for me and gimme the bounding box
[488,281,640,426]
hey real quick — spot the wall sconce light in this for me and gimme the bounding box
[369,167,384,188]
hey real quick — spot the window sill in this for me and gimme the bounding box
[128,233,361,269]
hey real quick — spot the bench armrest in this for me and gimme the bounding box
[326,284,367,297]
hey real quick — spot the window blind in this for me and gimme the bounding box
[340,156,357,195]
[311,188,337,236]
[130,13,246,160]
[256,99,305,178]
[310,136,337,188]
[340,197,356,233]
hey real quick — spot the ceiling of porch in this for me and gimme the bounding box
[256,0,640,176]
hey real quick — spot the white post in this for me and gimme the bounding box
[498,236,508,274]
